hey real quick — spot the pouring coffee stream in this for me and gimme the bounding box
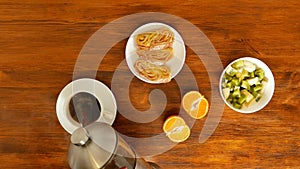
[68,122,161,169]
[67,92,160,168]
[56,79,161,168]
[69,92,101,127]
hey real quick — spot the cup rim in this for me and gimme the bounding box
[56,78,117,134]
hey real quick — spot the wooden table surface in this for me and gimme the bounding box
[0,1,299,168]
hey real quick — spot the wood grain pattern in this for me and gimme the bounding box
[0,0,299,168]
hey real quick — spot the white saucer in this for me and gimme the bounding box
[56,78,117,134]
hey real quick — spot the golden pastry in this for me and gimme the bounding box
[136,47,173,65]
[134,59,171,83]
[135,28,174,50]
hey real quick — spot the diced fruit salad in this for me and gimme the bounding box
[221,60,268,109]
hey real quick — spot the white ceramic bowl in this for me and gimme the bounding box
[219,57,275,113]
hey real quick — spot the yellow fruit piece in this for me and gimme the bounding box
[167,125,190,143]
[182,91,209,119]
[163,116,190,143]
[163,116,185,133]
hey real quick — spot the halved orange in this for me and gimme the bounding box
[163,116,186,133]
[167,125,190,143]
[182,91,209,119]
[163,116,190,143]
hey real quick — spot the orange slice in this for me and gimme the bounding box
[166,125,190,143]
[182,91,209,119]
[163,116,185,133]
[163,116,190,143]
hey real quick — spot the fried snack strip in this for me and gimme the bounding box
[135,28,174,50]
[134,59,171,83]
[136,47,173,65]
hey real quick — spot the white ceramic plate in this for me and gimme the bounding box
[56,78,117,134]
[125,22,186,84]
[219,57,275,113]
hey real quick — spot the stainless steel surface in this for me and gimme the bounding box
[70,127,89,146]
[68,123,117,169]
[68,122,161,169]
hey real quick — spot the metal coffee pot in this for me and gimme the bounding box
[68,122,160,169]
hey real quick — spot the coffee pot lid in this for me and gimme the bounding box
[85,122,117,151]
[68,122,117,168]
[71,127,89,146]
